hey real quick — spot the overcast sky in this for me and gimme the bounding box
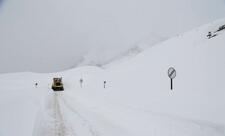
[0,0,225,73]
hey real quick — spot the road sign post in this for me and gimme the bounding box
[168,67,176,90]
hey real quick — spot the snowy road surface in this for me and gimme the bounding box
[53,93,69,136]
[31,89,225,136]
[33,91,101,136]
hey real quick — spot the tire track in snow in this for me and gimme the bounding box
[32,92,76,136]
[53,93,66,136]
[53,93,76,136]
[59,95,100,136]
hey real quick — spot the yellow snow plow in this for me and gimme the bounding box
[52,77,64,91]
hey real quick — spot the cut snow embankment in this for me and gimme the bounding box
[0,19,225,136]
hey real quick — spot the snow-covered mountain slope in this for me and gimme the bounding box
[0,0,225,73]
[0,19,225,136]
[104,18,225,125]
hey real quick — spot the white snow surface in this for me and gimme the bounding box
[0,19,225,136]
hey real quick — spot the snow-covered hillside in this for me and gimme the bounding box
[0,19,225,136]
[0,0,225,73]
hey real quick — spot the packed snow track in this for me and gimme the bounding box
[33,91,101,136]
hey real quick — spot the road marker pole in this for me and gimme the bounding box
[168,67,176,90]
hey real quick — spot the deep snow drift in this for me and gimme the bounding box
[0,19,225,136]
[0,0,225,73]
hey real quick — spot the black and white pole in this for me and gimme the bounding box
[104,81,106,88]
[80,78,83,88]
[168,67,176,90]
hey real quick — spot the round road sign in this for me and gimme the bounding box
[168,67,176,79]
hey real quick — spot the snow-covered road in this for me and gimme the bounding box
[53,93,69,136]
[34,91,101,136]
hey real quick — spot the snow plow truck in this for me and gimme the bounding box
[52,77,64,91]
